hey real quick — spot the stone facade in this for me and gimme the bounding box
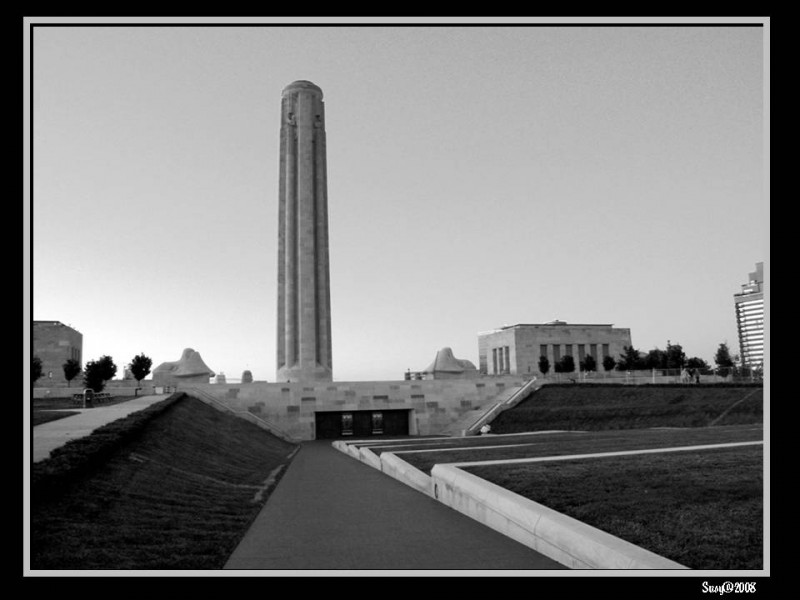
[479,321,632,376]
[32,321,82,385]
[276,80,333,382]
[182,376,528,441]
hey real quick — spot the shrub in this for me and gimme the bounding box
[32,393,186,503]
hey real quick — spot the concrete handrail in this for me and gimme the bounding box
[182,386,299,444]
[465,377,540,435]
[432,463,688,569]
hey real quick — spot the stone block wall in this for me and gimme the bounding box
[32,321,83,385]
[182,376,528,440]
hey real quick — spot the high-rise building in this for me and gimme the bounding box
[276,81,333,382]
[734,262,764,368]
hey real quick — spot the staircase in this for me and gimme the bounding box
[445,377,542,437]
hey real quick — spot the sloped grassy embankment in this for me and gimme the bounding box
[473,384,764,570]
[31,393,298,570]
[374,384,763,569]
[489,383,763,433]
[467,444,763,570]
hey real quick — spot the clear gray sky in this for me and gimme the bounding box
[27,18,768,382]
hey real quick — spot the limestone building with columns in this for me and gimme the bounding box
[478,321,632,376]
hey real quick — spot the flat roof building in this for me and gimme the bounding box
[478,321,632,376]
[32,321,83,385]
[734,262,764,368]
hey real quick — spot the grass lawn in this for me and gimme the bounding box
[397,424,762,475]
[32,395,137,427]
[356,432,564,454]
[32,395,133,411]
[31,395,298,570]
[465,445,763,570]
[490,384,762,433]
[33,410,81,426]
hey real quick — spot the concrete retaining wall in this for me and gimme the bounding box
[358,446,382,470]
[381,452,433,495]
[430,464,687,570]
[332,440,367,461]
[178,377,527,440]
[331,442,687,570]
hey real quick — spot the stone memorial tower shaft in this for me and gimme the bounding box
[277,80,333,382]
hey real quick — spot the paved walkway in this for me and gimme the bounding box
[225,441,565,571]
[32,394,171,463]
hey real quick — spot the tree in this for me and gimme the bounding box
[617,346,644,371]
[644,348,667,370]
[32,356,43,385]
[580,354,596,372]
[557,355,575,374]
[537,355,550,376]
[62,359,81,387]
[97,355,118,381]
[714,342,734,377]
[686,357,708,370]
[129,353,153,386]
[665,341,686,370]
[83,355,118,392]
[602,355,616,372]
[83,360,105,392]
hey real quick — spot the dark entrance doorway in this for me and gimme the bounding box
[314,409,410,439]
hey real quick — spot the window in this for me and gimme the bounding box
[492,348,498,374]
[504,346,510,373]
[341,413,353,436]
[372,412,383,434]
[601,344,608,358]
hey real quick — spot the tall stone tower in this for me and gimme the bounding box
[276,80,333,382]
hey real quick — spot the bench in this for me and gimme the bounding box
[71,391,112,406]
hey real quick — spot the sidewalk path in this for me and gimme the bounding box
[32,394,171,463]
[225,440,565,571]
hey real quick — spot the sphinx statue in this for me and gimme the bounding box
[152,348,216,387]
[423,347,479,379]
